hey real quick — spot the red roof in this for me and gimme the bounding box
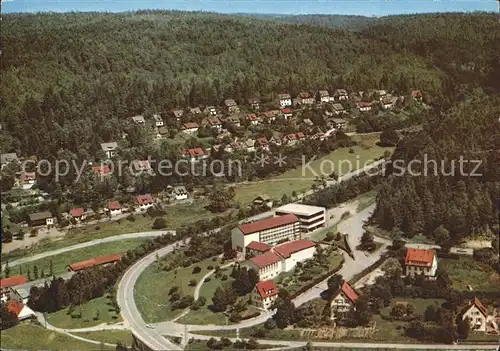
[296,132,306,139]
[68,254,122,272]
[7,300,24,316]
[92,165,111,175]
[358,101,372,108]
[412,90,423,98]
[136,194,154,205]
[187,148,206,157]
[246,241,271,253]
[108,200,121,210]
[382,97,393,105]
[281,108,293,114]
[238,214,299,235]
[257,137,268,146]
[249,251,282,269]
[338,281,359,304]
[208,117,221,126]
[274,240,316,259]
[0,275,28,289]
[247,114,259,121]
[70,208,85,217]
[472,297,488,317]
[21,172,36,182]
[132,160,151,170]
[183,122,199,129]
[255,280,279,299]
[285,133,297,141]
[405,248,435,267]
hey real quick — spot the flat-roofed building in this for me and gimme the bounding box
[231,214,301,254]
[275,204,326,232]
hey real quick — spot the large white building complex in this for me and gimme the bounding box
[231,214,301,254]
[275,203,326,232]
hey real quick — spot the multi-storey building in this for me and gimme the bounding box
[404,248,438,278]
[275,204,326,232]
[231,214,301,254]
[253,280,279,310]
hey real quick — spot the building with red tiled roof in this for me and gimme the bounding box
[330,281,360,320]
[357,101,372,111]
[0,276,27,289]
[244,251,282,281]
[108,201,122,216]
[246,241,271,254]
[67,254,122,272]
[253,280,279,310]
[136,194,154,209]
[5,299,35,321]
[461,297,489,332]
[181,122,199,134]
[70,208,85,221]
[404,248,437,278]
[274,240,315,259]
[247,113,261,125]
[91,165,111,176]
[185,147,207,161]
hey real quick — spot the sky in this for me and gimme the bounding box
[1,0,498,16]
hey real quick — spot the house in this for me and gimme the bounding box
[461,297,488,332]
[253,194,273,209]
[136,194,154,210]
[248,97,260,110]
[381,97,394,109]
[172,109,184,121]
[91,165,111,176]
[292,97,301,107]
[100,142,118,158]
[108,201,122,216]
[157,126,169,138]
[278,94,292,108]
[296,132,306,141]
[186,147,208,162]
[376,90,388,99]
[67,254,122,272]
[131,160,151,174]
[247,114,261,126]
[404,248,438,279]
[0,152,19,169]
[28,211,54,227]
[1,276,28,301]
[357,101,372,112]
[245,139,256,153]
[173,185,188,200]
[246,241,272,255]
[131,115,145,125]
[303,118,313,126]
[204,106,217,116]
[412,90,423,102]
[330,281,359,320]
[227,116,241,127]
[231,214,301,253]
[253,280,279,310]
[331,118,347,129]
[283,133,298,146]
[70,208,86,222]
[207,117,222,130]
[280,108,293,119]
[262,111,278,122]
[334,89,349,101]
[230,141,242,152]
[317,90,330,103]
[181,122,199,134]
[153,114,164,127]
[257,137,269,151]
[189,107,202,115]
[224,99,239,113]
[5,299,35,321]
[269,136,282,146]
[19,172,36,190]
[312,132,326,141]
[332,103,345,115]
[298,92,315,105]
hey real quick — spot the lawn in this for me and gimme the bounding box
[47,294,122,329]
[355,190,378,212]
[72,330,134,346]
[17,238,147,277]
[135,256,221,323]
[0,323,114,350]
[440,257,500,293]
[233,145,391,205]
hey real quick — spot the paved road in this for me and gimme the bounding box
[4,231,174,270]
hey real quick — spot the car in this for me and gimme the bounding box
[146,324,155,329]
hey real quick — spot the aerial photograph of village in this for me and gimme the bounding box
[0,0,499,350]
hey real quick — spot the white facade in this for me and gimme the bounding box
[275,204,326,232]
[330,291,355,319]
[282,246,316,272]
[110,208,122,217]
[279,98,292,108]
[154,115,164,127]
[243,259,282,281]
[183,126,198,134]
[462,304,487,332]
[46,218,54,226]
[231,229,260,253]
[252,287,278,310]
[405,255,438,277]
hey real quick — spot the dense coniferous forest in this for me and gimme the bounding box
[370,91,500,243]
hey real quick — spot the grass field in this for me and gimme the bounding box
[72,330,134,346]
[0,323,114,350]
[16,238,147,277]
[355,190,378,212]
[233,145,391,205]
[440,257,500,292]
[135,256,221,323]
[47,294,122,329]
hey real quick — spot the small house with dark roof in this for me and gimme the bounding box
[248,96,260,110]
[317,90,330,103]
[100,142,118,158]
[252,194,273,209]
[330,281,360,319]
[278,93,292,108]
[28,211,54,227]
[253,280,279,310]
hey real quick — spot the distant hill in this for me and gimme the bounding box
[243,14,378,31]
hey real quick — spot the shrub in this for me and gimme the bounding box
[341,211,350,219]
[168,286,179,295]
[221,274,228,281]
[152,217,167,229]
[189,279,197,286]
[335,232,342,241]
[204,277,211,283]
[192,266,201,274]
[126,214,136,222]
[95,226,100,230]
[325,231,335,241]
[207,265,214,270]
[229,313,242,323]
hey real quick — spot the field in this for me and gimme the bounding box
[0,323,114,350]
[72,330,134,346]
[16,238,147,277]
[440,257,500,292]
[233,145,390,205]
[47,294,122,329]
[135,256,221,323]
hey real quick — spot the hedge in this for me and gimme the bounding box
[241,311,260,320]
[343,235,354,259]
[290,259,345,299]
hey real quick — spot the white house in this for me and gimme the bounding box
[247,114,261,126]
[207,117,222,130]
[381,97,394,110]
[404,248,438,278]
[70,208,86,222]
[357,102,372,112]
[461,297,488,332]
[100,142,118,158]
[334,89,349,101]
[253,280,279,310]
[318,90,330,103]
[181,122,199,134]
[173,185,188,200]
[153,114,164,127]
[245,139,256,153]
[136,194,154,211]
[108,201,122,216]
[280,108,293,120]
[332,103,345,115]
[278,93,292,108]
[330,281,359,320]
[131,115,145,125]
